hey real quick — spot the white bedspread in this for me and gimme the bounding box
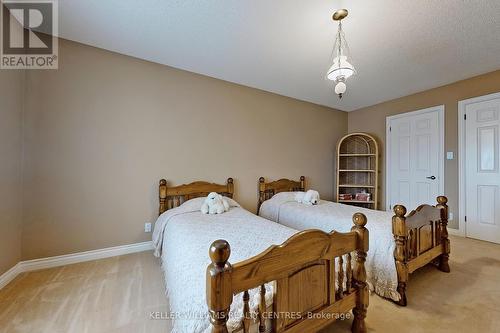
[152,197,297,333]
[259,192,400,302]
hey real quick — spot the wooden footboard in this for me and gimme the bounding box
[207,213,369,333]
[392,196,450,306]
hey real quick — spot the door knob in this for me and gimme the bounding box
[426,176,436,180]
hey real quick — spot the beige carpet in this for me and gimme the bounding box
[1,235,499,333]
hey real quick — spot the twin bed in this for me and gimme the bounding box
[152,176,450,333]
[153,178,369,333]
[257,177,450,306]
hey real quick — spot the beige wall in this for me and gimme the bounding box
[0,71,24,275]
[16,38,499,262]
[21,39,347,260]
[348,70,500,229]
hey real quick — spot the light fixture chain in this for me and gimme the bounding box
[338,20,342,69]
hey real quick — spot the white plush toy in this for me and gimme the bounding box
[295,190,320,205]
[201,192,230,214]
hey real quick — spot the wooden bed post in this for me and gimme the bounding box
[159,179,167,216]
[299,176,305,191]
[351,213,369,333]
[258,177,266,213]
[227,178,234,197]
[392,205,409,306]
[207,240,233,333]
[436,196,451,273]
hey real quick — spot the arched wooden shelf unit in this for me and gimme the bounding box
[336,132,379,209]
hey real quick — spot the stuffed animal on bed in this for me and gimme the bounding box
[295,190,320,205]
[201,192,230,214]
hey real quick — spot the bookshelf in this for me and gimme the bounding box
[336,133,379,209]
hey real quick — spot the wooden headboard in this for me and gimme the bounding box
[257,176,305,212]
[159,178,234,215]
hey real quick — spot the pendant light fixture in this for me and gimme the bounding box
[327,9,355,99]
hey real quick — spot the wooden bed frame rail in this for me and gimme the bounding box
[392,196,450,306]
[257,176,450,306]
[207,213,369,333]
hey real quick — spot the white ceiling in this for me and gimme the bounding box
[57,0,500,111]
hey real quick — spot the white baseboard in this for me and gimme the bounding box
[20,241,153,272]
[0,263,23,290]
[0,241,153,290]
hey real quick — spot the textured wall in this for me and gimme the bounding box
[0,71,24,275]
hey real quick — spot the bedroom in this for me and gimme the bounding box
[1,1,499,332]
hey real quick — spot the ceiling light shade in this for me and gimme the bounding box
[327,56,355,81]
[327,9,355,99]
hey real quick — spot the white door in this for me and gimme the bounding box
[464,97,500,243]
[387,106,444,211]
